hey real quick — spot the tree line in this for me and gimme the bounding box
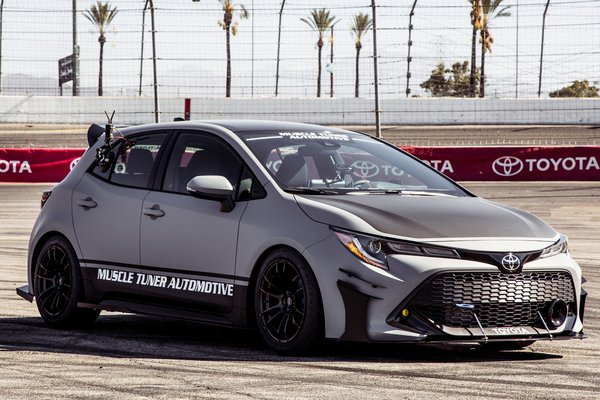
[420,0,598,98]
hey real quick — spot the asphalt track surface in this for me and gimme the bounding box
[0,126,599,399]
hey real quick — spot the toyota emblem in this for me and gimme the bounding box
[492,156,524,177]
[501,253,521,272]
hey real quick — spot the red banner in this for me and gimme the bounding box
[0,146,598,183]
[0,148,85,183]
[404,146,600,181]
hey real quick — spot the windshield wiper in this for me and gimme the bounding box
[285,187,339,195]
[352,189,456,197]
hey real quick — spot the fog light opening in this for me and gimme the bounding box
[546,299,568,328]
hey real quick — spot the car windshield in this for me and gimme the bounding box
[241,129,469,197]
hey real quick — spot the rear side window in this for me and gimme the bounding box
[91,133,167,189]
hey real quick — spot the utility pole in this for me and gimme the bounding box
[405,0,417,97]
[148,0,159,122]
[538,0,551,98]
[0,0,5,94]
[72,0,79,96]
[371,0,381,138]
[275,0,286,97]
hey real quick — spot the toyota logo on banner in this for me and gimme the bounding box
[492,156,524,177]
[351,161,380,178]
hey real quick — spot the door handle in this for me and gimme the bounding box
[143,204,165,219]
[76,197,97,210]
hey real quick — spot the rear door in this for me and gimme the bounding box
[139,131,248,313]
[73,132,167,298]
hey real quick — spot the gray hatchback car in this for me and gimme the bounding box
[18,120,586,354]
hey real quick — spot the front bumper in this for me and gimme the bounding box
[306,236,586,343]
[388,270,581,340]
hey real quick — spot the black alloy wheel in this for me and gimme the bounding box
[255,249,323,354]
[36,243,72,317]
[33,237,99,328]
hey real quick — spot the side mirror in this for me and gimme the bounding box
[186,175,235,212]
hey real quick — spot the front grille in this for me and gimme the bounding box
[405,272,575,328]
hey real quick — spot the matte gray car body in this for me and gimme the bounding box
[18,120,586,353]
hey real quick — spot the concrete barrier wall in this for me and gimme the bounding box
[1,96,599,125]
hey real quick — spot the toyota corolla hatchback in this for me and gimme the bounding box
[17,120,586,354]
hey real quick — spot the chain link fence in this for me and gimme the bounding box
[1,0,599,123]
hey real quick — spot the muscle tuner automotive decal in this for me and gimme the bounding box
[96,268,234,296]
[278,131,350,141]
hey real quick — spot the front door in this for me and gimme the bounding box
[139,132,247,313]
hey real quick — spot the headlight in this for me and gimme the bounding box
[540,236,569,258]
[332,228,459,270]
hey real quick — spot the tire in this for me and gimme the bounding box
[33,236,100,329]
[254,249,324,355]
[483,340,535,351]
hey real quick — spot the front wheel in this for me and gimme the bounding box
[33,236,100,329]
[254,249,323,355]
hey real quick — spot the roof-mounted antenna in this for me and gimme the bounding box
[96,111,117,171]
[104,110,115,145]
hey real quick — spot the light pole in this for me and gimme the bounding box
[0,0,5,94]
[275,0,286,96]
[515,0,519,98]
[144,0,159,122]
[405,0,417,97]
[139,1,148,96]
[329,24,334,98]
[538,0,551,98]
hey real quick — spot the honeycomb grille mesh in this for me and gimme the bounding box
[406,272,575,328]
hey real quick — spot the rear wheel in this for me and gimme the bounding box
[254,249,323,355]
[33,236,100,328]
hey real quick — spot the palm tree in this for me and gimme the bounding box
[350,12,372,98]
[84,1,118,97]
[479,0,510,97]
[469,0,482,97]
[301,9,337,98]
[218,0,248,98]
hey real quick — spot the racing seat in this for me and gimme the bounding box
[127,148,154,174]
[113,147,154,187]
[276,154,308,187]
[180,147,240,193]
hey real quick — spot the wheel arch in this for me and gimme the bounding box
[245,244,325,330]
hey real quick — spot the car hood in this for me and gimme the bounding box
[294,194,558,242]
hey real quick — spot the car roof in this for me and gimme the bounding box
[116,119,355,138]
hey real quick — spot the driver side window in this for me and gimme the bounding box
[162,132,244,196]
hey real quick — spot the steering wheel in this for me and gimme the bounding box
[352,180,371,189]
